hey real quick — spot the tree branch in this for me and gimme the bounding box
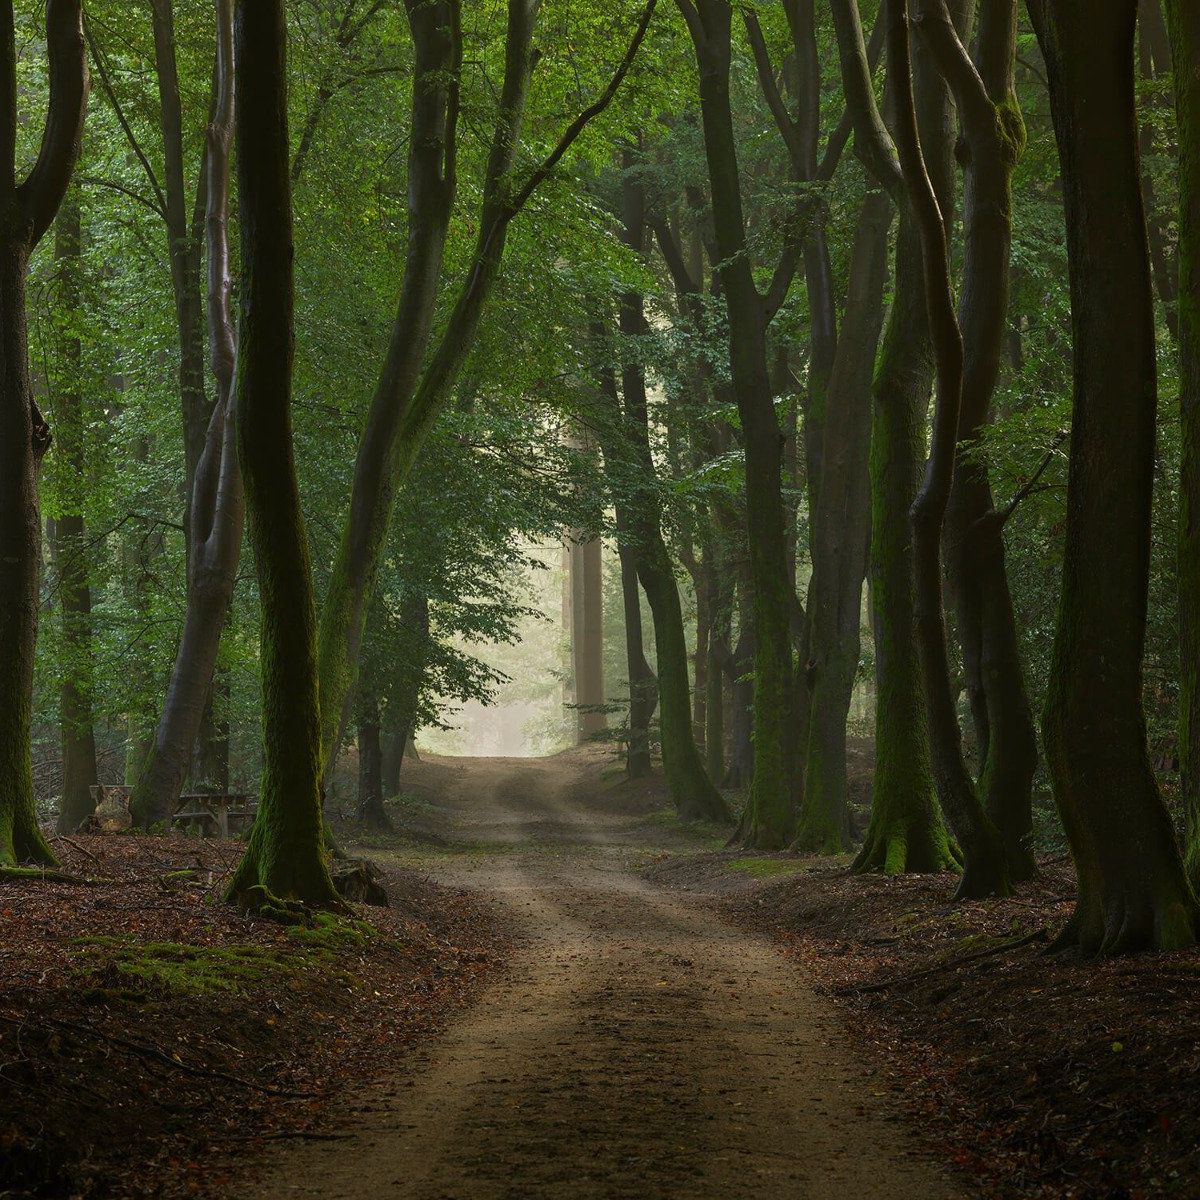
[508,0,658,215]
[21,0,88,247]
[83,17,167,221]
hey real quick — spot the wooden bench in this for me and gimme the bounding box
[170,793,254,839]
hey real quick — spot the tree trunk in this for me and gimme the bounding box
[893,0,1010,900]
[131,0,243,828]
[356,691,390,831]
[1030,0,1197,952]
[593,346,726,820]
[680,0,795,845]
[50,186,99,833]
[569,530,606,742]
[149,0,209,531]
[795,188,891,853]
[852,5,956,876]
[617,538,656,778]
[0,0,87,869]
[1166,0,1200,886]
[924,0,1037,881]
[225,0,337,907]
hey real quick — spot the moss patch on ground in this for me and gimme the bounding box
[71,936,308,997]
[727,856,809,879]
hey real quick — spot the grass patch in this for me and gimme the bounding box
[728,856,807,879]
[642,808,730,848]
[71,936,308,997]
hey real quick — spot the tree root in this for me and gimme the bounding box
[833,926,1048,996]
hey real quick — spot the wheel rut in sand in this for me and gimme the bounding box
[252,753,963,1200]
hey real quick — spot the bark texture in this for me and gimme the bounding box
[1030,0,1197,952]
[225,0,337,906]
[0,0,87,868]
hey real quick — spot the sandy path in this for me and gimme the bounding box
[253,754,962,1200]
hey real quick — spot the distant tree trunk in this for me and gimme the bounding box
[148,0,209,530]
[725,569,756,789]
[1166,0,1200,886]
[0,0,87,869]
[356,690,389,831]
[131,0,243,828]
[382,587,430,796]
[922,0,1037,881]
[569,530,606,742]
[679,0,794,845]
[795,188,890,853]
[1030,0,1197,951]
[617,538,656,778]
[194,661,230,792]
[225,0,337,906]
[50,185,99,833]
[593,339,726,820]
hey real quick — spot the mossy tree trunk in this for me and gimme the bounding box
[892,0,1010,900]
[918,0,1037,882]
[1030,0,1197,952]
[224,0,337,907]
[796,188,891,853]
[0,0,87,869]
[1165,0,1200,888]
[49,184,99,833]
[828,0,956,876]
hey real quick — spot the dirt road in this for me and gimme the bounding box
[254,751,962,1200]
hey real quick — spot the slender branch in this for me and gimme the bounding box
[998,431,1067,525]
[743,11,803,168]
[83,17,168,220]
[508,0,658,214]
[79,174,162,216]
[910,0,992,135]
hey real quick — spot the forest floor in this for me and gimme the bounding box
[0,832,507,1198]
[5,750,1197,1199]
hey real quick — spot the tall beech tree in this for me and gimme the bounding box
[675,0,799,847]
[890,0,1009,900]
[131,0,242,828]
[224,0,336,906]
[829,0,956,876]
[316,0,658,767]
[1029,0,1197,951]
[1166,0,1200,884]
[0,0,87,869]
[921,0,1036,881]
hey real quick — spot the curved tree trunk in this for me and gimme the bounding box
[921,0,1038,882]
[0,0,87,869]
[848,1,955,876]
[892,0,1009,900]
[1030,0,1197,952]
[225,0,337,907]
[131,0,242,828]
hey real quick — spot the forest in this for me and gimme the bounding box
[2,0,1199,1196]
